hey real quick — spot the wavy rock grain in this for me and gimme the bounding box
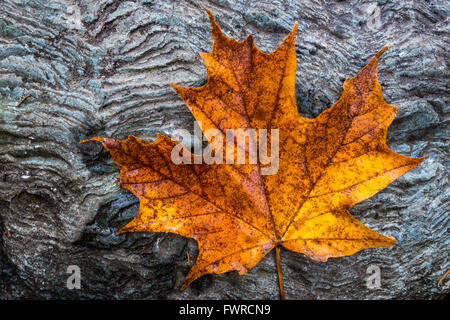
[0,0,448,299]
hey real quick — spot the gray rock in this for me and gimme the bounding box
[0,0,448,299]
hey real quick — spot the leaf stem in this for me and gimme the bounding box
[276,245,285,300]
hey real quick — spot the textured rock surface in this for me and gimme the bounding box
[0,0,448,299]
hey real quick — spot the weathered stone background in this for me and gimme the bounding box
[0,0,448,299]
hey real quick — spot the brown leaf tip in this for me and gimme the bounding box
[80,137,121,151]
[115,229,126,236]
[384,235,397,246]
[80,137,103,144]
[374,43,390,60]
[205,9,214,23]
[205,9,221,38]
[292,21,299,34]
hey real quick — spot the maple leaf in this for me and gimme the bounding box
[81,10,423,298]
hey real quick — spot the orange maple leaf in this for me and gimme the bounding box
[81,10,423,298]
